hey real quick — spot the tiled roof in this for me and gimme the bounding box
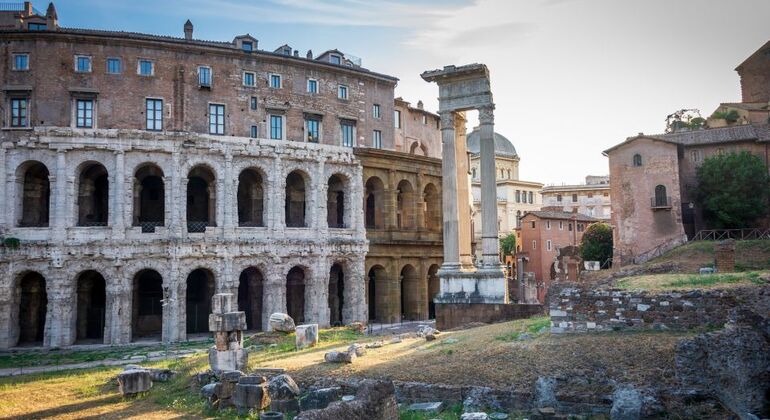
[523,211,599,222]
[604,123,770,154]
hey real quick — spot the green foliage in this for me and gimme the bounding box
[500,233,517,257]
[579,223,613,267]
[495,316,550,341]
[400,403,463,420]
[710,109,740,122]
[2,237,20,249]
[695,151,770,228]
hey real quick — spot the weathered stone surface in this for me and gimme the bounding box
[208,347,248,373]
[117,369,152,395]
[610,386,642,420]
[267,374,300,400]
[211,293,235,315]
[233,383,271,412]
[209,312,248,332]
[270,398,299,413]
[461,413,489,420]
[347,343,366,357]
[295,324,319,349]
[221,370,245,382]
[463,386,505,413]
[239,375,267,385]
[348,322,366,334]
[300,387,342,411]
[294,380,398,420]
[534,377,557,409]
[259,412,285,420]
[408,401,444,412]
[269,313,296,333]
[324,350,355,363]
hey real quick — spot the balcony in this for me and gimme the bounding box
[650,196,672,210]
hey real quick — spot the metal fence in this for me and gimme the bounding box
[691,228,770,241]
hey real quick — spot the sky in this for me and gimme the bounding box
[55,0,770,185]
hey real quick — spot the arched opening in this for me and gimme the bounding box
[327,175,346,228]
[400,264,420,321]
[75,270,106,343]
[186,268,215,334]
[134,164,165,232]
[238,169,264,227]
[286,267,306,323]
[633,154,642,167]
[77,162,109,226]
[397,180,416,229]
[328,263,345,326]
[428,264,440,320]
[364,176,384,229]
[366,265,387,322]
[18,161,50,227]
[187,165,216,232]
[16,272,47,346]
[423,183,440,231]
[285,171,306,228]
[409,142,427,156]
[132,269,163,341]
[238,267,264,331]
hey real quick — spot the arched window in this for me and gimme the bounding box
[396,180,415,229]
[77,163,109,226]
[472,168,476,178]
[18,161,50,227]
[365,176,385,229]
[238,169,264,227]
[327,175,347,228]
[633,154,642,167]
[187,165,216,232]
[134,164,165,232]
[285,171,306,228]
[654,185,668,207]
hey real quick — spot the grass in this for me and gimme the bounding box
[399,403,463,420]
[616,271,767,291]
[494,316,550,342]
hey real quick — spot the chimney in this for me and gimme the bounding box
[184,19,193,40]
[417,100,424,110]
[306,50,313,59]
[24,2,32,15]
[45,2,58,29]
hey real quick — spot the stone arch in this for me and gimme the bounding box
[400,264,420,321]
[238,168,265,227]
[186,268,216,334]
[238,266,264,331]
[133,163,165,230]
[286,266,306,323]
[16,160,50,227]
[14,271,47,346]
[427,264,440,320]
[328,262,345,326]
[77,161,109,226]
[75,270,106,343]
[187,165,217,232]
[327,173,349,228]
[132,269,163,341]
[366,264,388,322]
[285,170,307,228]
[409,141,428,156]
[397,179,416,229]
[423,182,440,231]
[364,176,385,229]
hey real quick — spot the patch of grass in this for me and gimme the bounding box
[495,315,550,342]
[616,271,767,291]
[400,403,463,420]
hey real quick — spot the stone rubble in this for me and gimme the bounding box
[208,293,249,373]
[116,368,152,396]
[295,324,319,350]
[269,313,296,333]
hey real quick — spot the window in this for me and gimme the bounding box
[198,66,211,87]
[28,22,46,31]
[145,99,163,131]
[587,192,594,199]
[373,104,381,119]
[306,118,320,142]
[106,58,122,74]
[515,190,521,203]
[307,79,318,93]
[394,110,401,128]
[569,223,573,232]
[529,191,534,204]
[556,194,562,202]
[338,85,348,100]
[242,41,253,52]
[270,115,283,140]
[13,54,28,71]
[250,96,258,110]
[75,55,92,73]
[422,115,427,124]
[250,125,257,138]
[577,223,585,232]
[559,221,564,230]
[76,99,94,128]
[547,240,552,251]
[341,121,355,147]
[633,153,642,166]
[690,149,702,163]
[243,72,256,87]
[330,54,341,65]
[572,194,578,202]
[138,59,154,76]
[10,98,28,127]
[530,221,536,229]
[373,130,382,149]
[269,74,282,88]
[209,104,225,135]
[532,240,536,250]
[654,185,668,207]
[507,169,511,179]
[546,220,551,230]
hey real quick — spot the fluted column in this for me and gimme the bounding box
[438,111,461,269]
[478,105,501,268]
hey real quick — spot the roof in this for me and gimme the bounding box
[541,183,610,193]
[522,211,600,223]
[736,39,770,71]
[603,123,770,155]
[466,127,517,158]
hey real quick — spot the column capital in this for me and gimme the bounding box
[478,105,495,125]
[439,111,455,130]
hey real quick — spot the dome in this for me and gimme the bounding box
[465,127,518,158]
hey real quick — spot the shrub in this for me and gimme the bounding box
[580,223,613,267]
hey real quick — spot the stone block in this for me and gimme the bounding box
[348,343,366,357]
[461,414,489,420]
[212,293,235,314]
[269,313,296,332]
[117,369,152,395]
[270,398,299,413]
[295,324,319,349]
[208,347,249,373]
[267,374,300,400]
[239,375,266,385]
[408,401,443,412]
[324,350,355,363]
[234,383,271,412]
[300,387,341,411]
[209,312,247,332]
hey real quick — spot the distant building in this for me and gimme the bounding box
[393,97,441,159]
[604,39,770,266]
[467,128,543,261]
[540,175,611,220]
[515,211,598,302]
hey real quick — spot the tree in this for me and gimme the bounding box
[695,151,770,228]
[500,233,517,257]
[580,223,613,268]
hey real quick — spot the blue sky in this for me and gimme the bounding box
[55,0,770,184]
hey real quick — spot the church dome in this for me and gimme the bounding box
[465,127,518,158]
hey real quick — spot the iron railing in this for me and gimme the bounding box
[650,196,672,208]
[137,221,163,233]
[691,228,770,241]
[187,221,209,233]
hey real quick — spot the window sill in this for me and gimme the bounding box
[651,206,672,211]
[1,127,33,131]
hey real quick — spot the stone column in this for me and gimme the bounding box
[438,111,461,270]
[170,150,182,237]
[386,169,397,230]
[44,272,75,347]
[112,150,126,239]
[343,255,366,324]
[416,172,425,232]
[223,153,234,235]
[272,157,284,231]
[455,114,474,268]
[0,146,6,232]
[164,260,181,343]
[53,149,67,241]
[305,257,330,327]
[478,105,501,269]
[262,266,286,331]
[106,270,132,345]
[316,159,327,231]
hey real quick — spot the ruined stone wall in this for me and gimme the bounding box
[549,285,738,333]
[0,128,367,348]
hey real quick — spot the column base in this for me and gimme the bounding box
[436,268,508,304]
